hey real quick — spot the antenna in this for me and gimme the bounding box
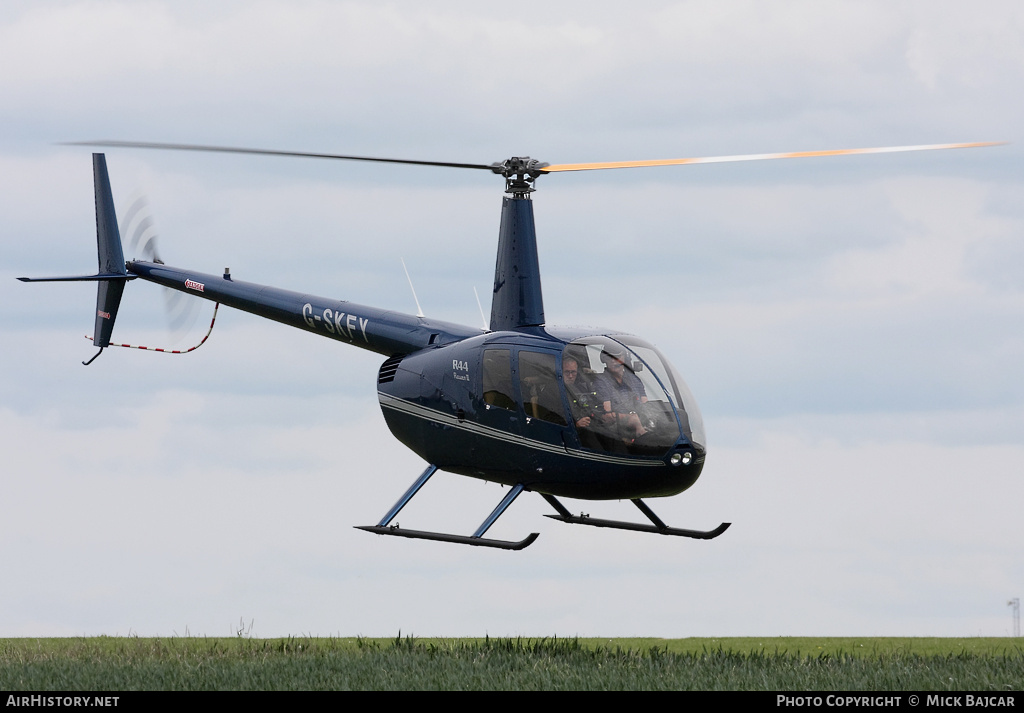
[400,258,424,318]
[1010,598,1021,637]
[473,286,487,331]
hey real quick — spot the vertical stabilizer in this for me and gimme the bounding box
[489,196,544,331]
[91,153,127,347]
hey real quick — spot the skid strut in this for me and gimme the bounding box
[356,465,539,550]
[542,494,730,540]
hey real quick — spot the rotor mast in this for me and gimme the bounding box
[488,157,549,331]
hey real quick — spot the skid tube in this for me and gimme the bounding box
[355,465,539,550]
[542,494,730,540]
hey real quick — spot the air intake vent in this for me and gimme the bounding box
[377,354,405,384]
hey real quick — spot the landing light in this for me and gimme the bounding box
[670,451,692,466]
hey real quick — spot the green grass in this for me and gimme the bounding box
[1,636,1022,691]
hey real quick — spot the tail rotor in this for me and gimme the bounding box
[120,193,203,340]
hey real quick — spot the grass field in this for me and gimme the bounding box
[1,636,1022,690]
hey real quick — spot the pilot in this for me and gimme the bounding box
[595,347,648,440]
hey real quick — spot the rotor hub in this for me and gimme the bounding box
[489,157,549,197]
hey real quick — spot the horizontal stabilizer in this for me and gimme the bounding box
[18,273,135,282]
[18,154,130,350]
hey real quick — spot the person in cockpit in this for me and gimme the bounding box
[595,347,648,441]
[563,354,597,429]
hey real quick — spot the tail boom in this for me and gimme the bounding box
[127,261,479,357]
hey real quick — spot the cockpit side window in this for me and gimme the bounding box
[481,349,515,411]
[518,351,567,426]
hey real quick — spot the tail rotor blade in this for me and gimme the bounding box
[120,193,201,339]
[164,287,202,336]
[122,193,162,263]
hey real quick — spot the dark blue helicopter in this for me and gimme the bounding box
[20,140,998,549]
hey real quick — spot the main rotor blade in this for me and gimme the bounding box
[63,140,497,172]
[540,141,1005,173]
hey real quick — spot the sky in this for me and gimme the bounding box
[1,0,1022,639]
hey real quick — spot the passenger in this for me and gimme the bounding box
[595,347,648,440]
[562,355,599,429]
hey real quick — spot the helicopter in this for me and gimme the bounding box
[19,139,1000,550]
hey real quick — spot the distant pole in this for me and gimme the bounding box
[1009,598,1021,637]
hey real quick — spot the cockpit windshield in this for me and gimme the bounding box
[562,336,703,456]
[612,335,705,448]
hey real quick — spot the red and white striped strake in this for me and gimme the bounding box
[86,303,219,354]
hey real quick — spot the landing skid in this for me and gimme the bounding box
[355,525,538,550]
[356,465,540,550]
[542,494,730,540]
